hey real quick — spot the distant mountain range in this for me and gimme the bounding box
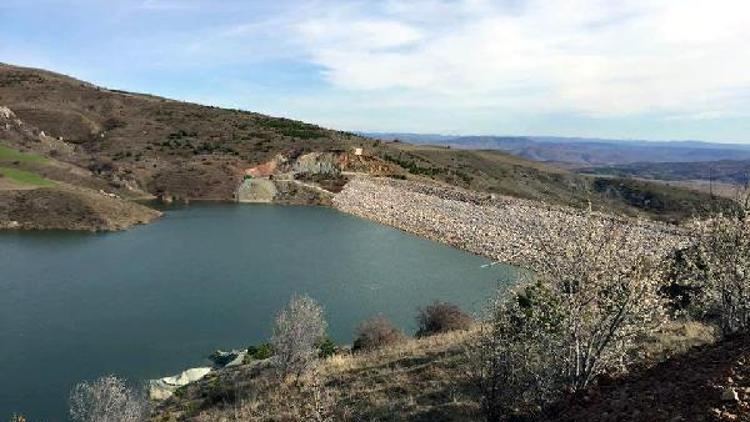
[579,160,750,185]
[364,133,750,167]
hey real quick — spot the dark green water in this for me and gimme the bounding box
[0,203,514,420]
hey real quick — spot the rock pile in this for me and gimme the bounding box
[334,177,687,270]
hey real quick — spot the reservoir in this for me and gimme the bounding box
[0,204,515,420]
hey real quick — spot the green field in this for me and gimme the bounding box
[0,166,55,187]
[0,144,47,163]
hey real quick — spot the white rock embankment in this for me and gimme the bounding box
[334,177,687,270]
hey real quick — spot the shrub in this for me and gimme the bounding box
[317,337,337,358]
[247,343,273,360]
[469,212,670,420]
[271,295,328,379]
[415,301,473,337]
[468,282,561,420]
[69,375,148,422]
[352,315,406,352]
[678,213,750,335]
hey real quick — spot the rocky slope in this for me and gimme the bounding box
[151,323,728,422]
[334,176,686,269]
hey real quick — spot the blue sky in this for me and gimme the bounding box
[2,0,750,142]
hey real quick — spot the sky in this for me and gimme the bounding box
[1,0,750,142]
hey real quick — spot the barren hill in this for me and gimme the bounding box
[0,63,734,223]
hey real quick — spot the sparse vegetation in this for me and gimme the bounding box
[416,301,473,337]
[247,343,273,360]
[677,210,750,335]
[352,315,406,352]
[255,118,327,140]
[469,211,670,420]
[271,295,328,380]
[69,375,148,422]
[0,145,46,163]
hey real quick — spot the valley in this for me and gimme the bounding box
[2,63,749,422]
[0,63,736,233]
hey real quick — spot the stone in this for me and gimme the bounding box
[149,367,212,400]
[209,349,247,368]
[722,387,739,402]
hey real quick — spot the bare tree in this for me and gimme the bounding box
[528,211,669,391]
[271,294,328,379]
[470,211,670,420]
[69,375,148,422]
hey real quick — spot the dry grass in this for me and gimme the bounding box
[152,320,720,422]
[153,329,481,422]
[636,320,718,364]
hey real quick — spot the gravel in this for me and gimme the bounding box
[334,176,687,270]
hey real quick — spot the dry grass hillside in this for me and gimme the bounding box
[0,103,160,230]
[0,63,734,221]
[153,330,482,422]
[151,322,725,422]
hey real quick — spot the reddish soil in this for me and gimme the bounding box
[548,334,750,421]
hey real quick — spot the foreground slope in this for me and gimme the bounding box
[152,324,737,422]
[548,333,750,422]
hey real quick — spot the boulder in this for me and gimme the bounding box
[209,349,247,368]
[148,367,212,401]
[722,387,739,402]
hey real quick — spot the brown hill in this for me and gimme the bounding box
[0,63,734,222]
[0,103,160,230]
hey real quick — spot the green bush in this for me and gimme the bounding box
[317,337,337,358]
[247,343,273,360]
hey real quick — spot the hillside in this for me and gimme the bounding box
[370,133,750,167]
[0,105,160,230]
[0,63,735,224]
[378,143,735,222]
[579,160,750,185]
[151,323,740,422]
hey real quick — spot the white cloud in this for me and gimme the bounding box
[288,0,750,118]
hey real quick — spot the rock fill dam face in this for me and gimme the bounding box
[333,176,687,270]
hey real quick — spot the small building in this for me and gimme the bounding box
[354,147,363,156]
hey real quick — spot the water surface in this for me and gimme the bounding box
[0,203,514,420]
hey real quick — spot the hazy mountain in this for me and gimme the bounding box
[579,160,750,185]
[364,133,750,166]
